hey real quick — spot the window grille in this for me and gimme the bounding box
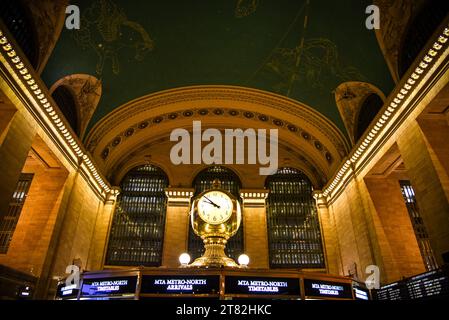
[0,173,34,253]
[265,168,325,268]
[105,165,168,266]
[399,180,438,271]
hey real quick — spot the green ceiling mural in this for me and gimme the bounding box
[42,0,394,134]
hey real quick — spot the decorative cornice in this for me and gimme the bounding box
[0,26,112,200]
[105,187,121,205]
[320,24,449,201]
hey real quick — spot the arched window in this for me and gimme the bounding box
[399,1,449,77]
[265,168,324,269]
[188,166,243,261]
[0,0,38,67]
[51,86,79,135]
[105,165,168,266]
[354,93,384,142]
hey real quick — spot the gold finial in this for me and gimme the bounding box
[212,179,221,189]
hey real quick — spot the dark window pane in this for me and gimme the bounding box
[265,168,325,269]
[51,86,79,134]
[105,165,168,266]
[355,94,383,142]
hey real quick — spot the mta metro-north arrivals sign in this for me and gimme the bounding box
[141,275,220,295]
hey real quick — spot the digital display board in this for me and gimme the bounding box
[141,275,220,295]
[353,288,369,300]
[225,276,300,296]
[372,282,405,300]
[56,283,79,300]
[406,270,449,299]
[304,279,353,299]
[352,281,370,300]
[80,276,137,297]
[373,269,449,300]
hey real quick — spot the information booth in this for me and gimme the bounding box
[56,268,361,300]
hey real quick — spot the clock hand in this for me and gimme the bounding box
[204,196,220,208]
[205,200,219,208]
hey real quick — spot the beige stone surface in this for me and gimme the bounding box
[365,176,425,281]
[242,204,269,269]
[0,149,67,276]
[0,112,36,221]
[397,120,449,266]
[162,203,190,267]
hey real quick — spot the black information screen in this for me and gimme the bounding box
[56,283,79,299]
[303,279,353,299]
[141,275,220,295]
[373,270,449,300]
[80,276,138,297]
[225,276,300,296]
[372,282,406,300]
[406,270,449,299]
[353,287,370,300]
[352,281,370,300]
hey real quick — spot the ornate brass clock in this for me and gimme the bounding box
[189,180,241,267]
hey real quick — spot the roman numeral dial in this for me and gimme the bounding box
[198,191,233,224]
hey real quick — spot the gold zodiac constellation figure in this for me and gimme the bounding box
[265,38,365,95]
[74,0,154,75]
[235,0,259,18]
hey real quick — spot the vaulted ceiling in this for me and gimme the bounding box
[42,0,394,135]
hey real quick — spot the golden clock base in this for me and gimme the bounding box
[188,237,239,268]
[189,255,239,268]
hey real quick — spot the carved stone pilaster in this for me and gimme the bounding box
[105,187,121,205]
[240,189,269,208]
[165,187,194,207]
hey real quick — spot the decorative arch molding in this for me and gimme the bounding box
[108,134,327,189]
[374,0,427,83]
[85,86,350,182]
[50,74,102,139]
[99,107,337,166]
[113,158,324,193]
[21,0,69,73]
[335,82,386,145]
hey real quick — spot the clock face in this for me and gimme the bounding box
[198,191,233,224]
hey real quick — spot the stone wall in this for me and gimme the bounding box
[365,176,425,281]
